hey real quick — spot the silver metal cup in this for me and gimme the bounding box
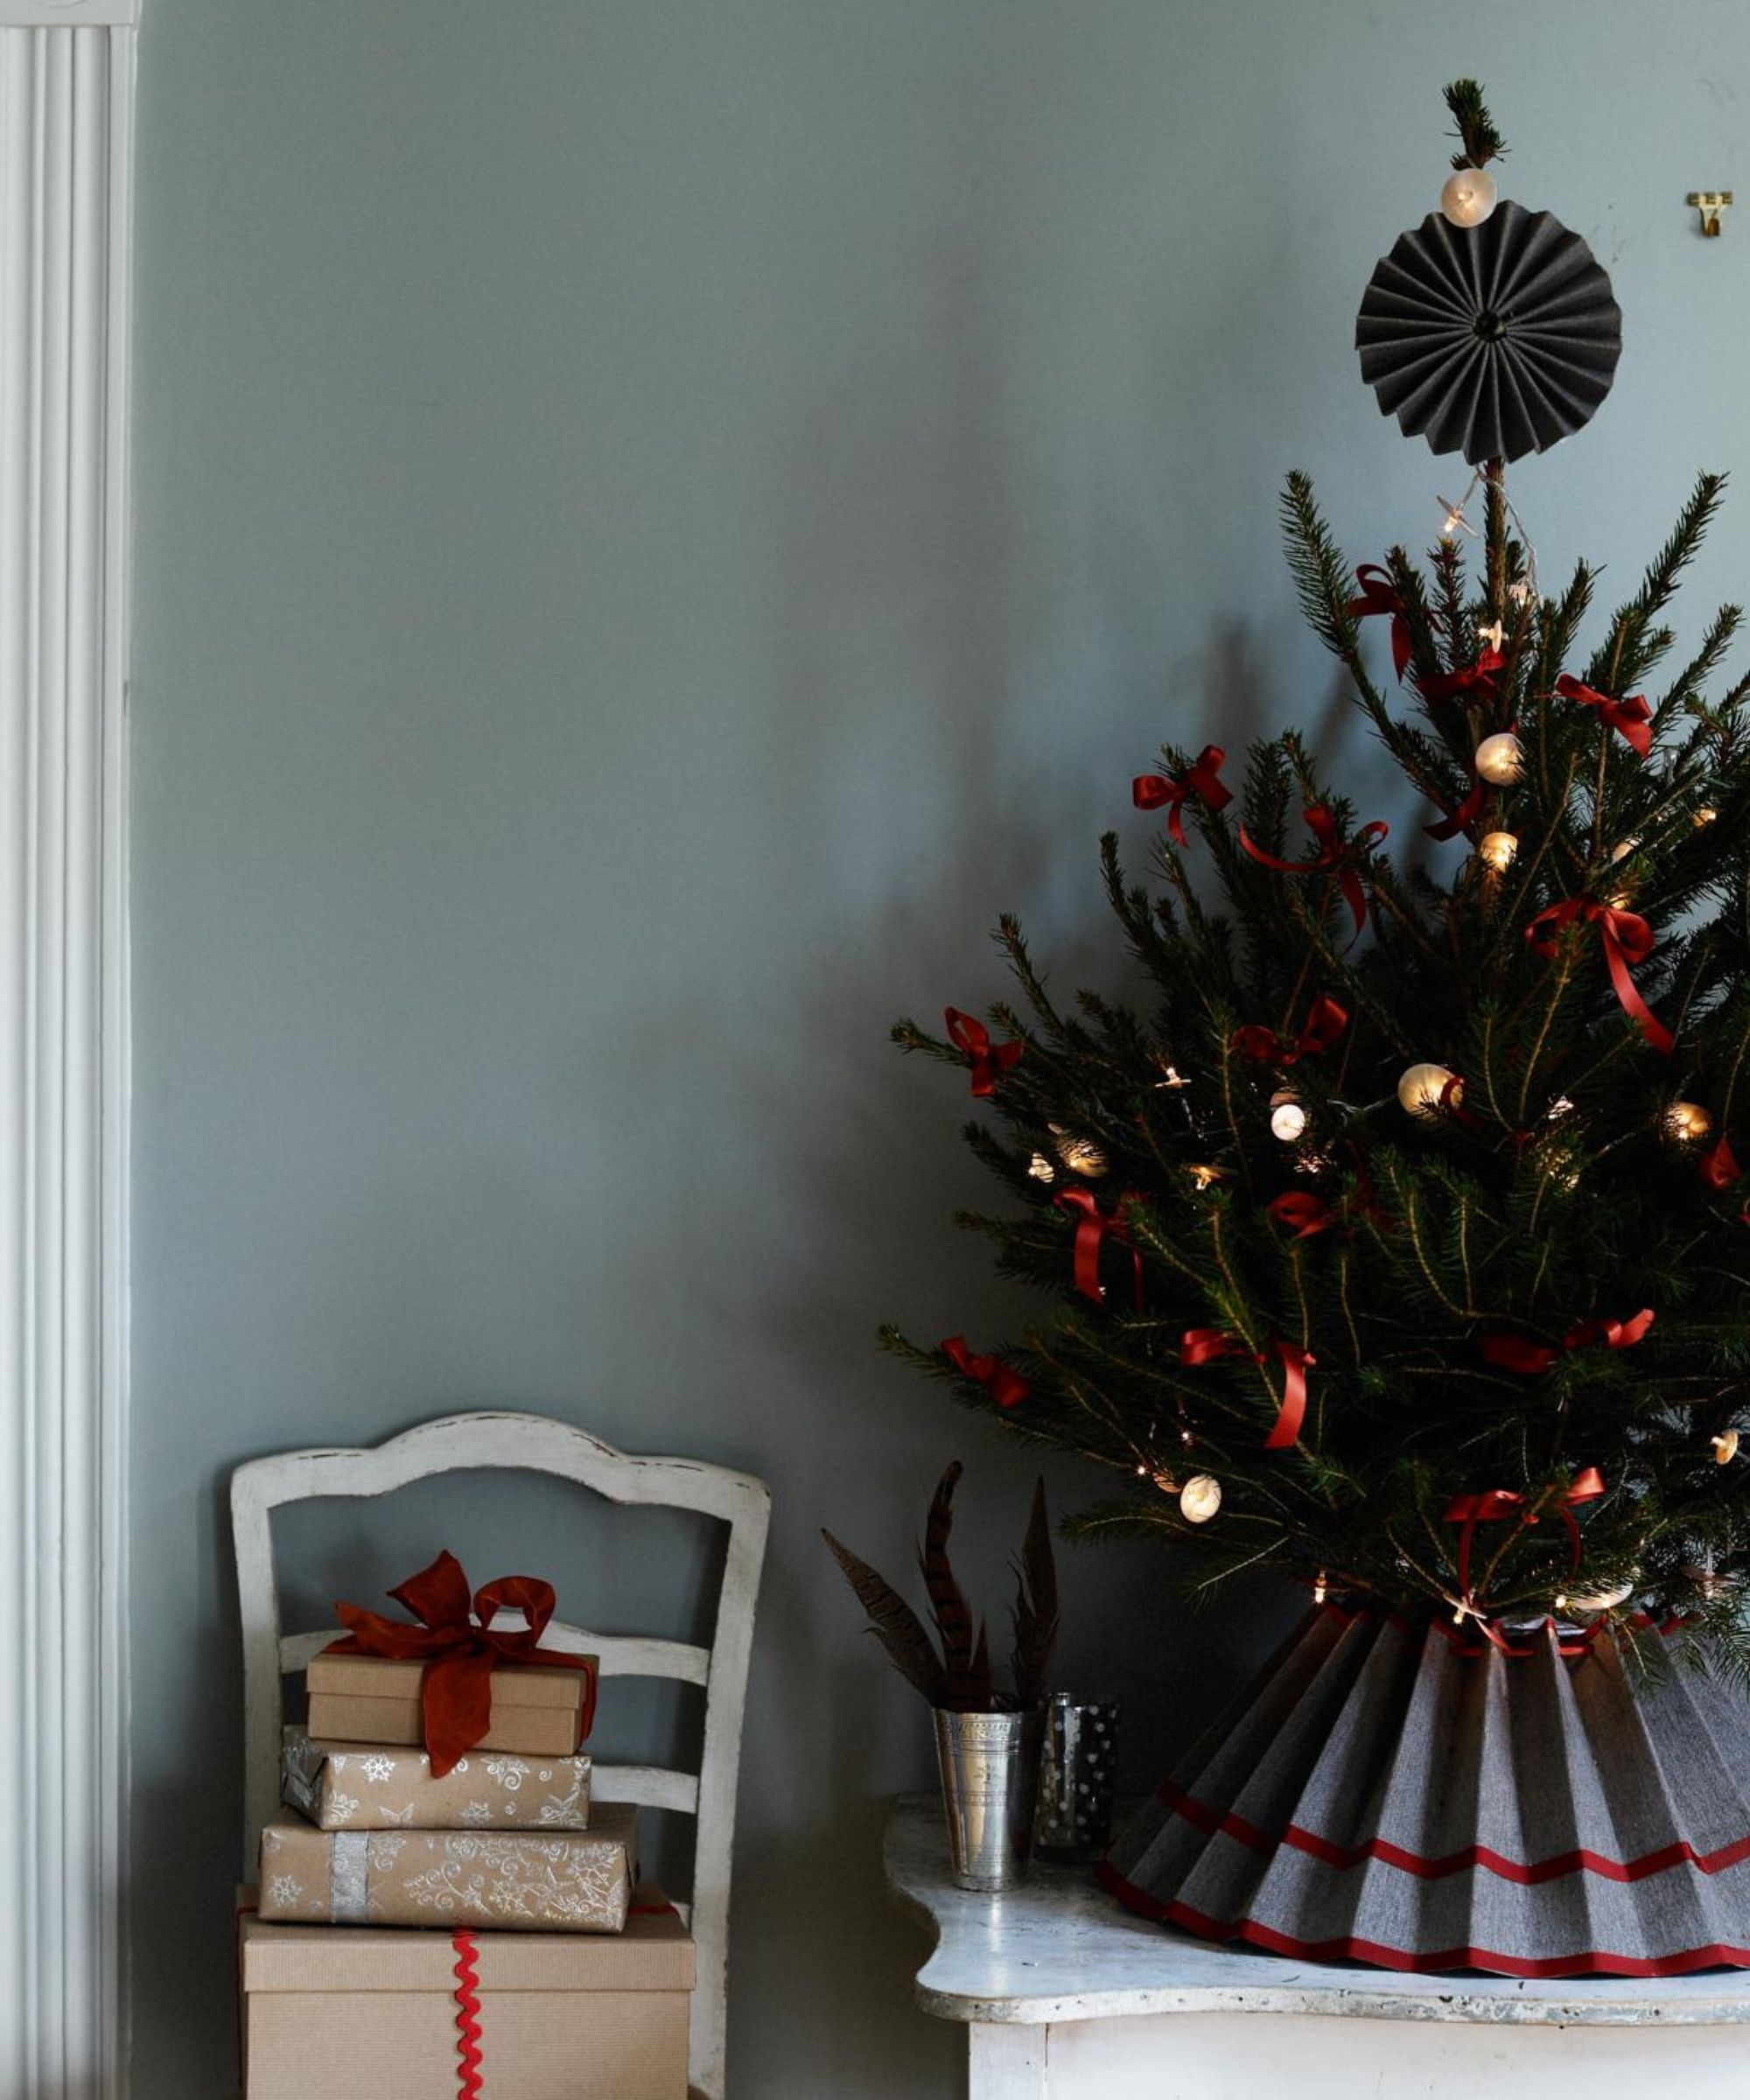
[1032,1693,1120,1862]
[933,1706,1044,1892]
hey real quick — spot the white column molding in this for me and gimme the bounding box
[0,15,132,2099]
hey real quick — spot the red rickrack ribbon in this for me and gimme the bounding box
[1054,1187,1142,1310]
[944,1007,1023,1097]
[1231,993,1348,1068]
[1525,897,1674,1056]
[1443,1466,1607,1629]
[941,1334,1029,1410]
[1180,1331,1315,1449]
[1238,805,1388,940]
[331,1550,598,1776]
[452,1930,485,2100]
[1419,647,1504,707]
[1555,675,1654,760]
[1267,1191,1335,1240]
[1347,564,1413,681]
[1132,746,1233,846]
[1480,1308,1655,1376]
[1424,774,1488,843]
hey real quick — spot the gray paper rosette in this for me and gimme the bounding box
[1101,1606,1750,1976]
[1355,201,1621,465]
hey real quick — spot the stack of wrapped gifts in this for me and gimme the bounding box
[239,1552,696,2100]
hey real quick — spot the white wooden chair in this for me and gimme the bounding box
[231,1410,772,2100]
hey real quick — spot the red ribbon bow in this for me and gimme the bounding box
[1525,898,1674,1055]
[944,1007,1024,1097]
[1232,993,1348,1068]
[1555,675,1654,760]
[1348,564,1413,682]
[1443,1466,1606,1622]
[1054,1187,1143,1309]
[1180,1331,1315,1449]
[941,1334,1030,1410]
[1132,746,1233,847]
[331,1550,598,1776]
[1267,1191,1336,1240]
[1480,1308,1655,1376]
[1419,648,1504,707]
[1424,774,1488,843]
[1239,805,1388,940]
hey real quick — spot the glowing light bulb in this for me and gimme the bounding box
[1053,1130,1109,1178]
[1269,1089,1307,1142]
[1179,1474,1222,1524]
[1186,1163,1226,1189]
[1398,1062,1458,1116]
[1476,619,1507,652]
[1478,831,1518,872]
[1564,1578,1634,1613]
[1696,807,1718,828]
[1312,1571,1329,1606]
[1154,1062,1191,1089]
[1151,1469,1179,1496]
[1713,1429,1740,1465]
[1027,1152,1056,1183]
[1440,166,1499,228]
[1664,1100,1712,1144]
[1475,732,1524,786]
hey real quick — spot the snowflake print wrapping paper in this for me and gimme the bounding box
[280,1727,592,1830]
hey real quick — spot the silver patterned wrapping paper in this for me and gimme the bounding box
[282,1727,592,1831]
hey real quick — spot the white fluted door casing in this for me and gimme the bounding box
[0,12,133,2100]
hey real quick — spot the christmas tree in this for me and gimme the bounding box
[884,83,1750,1670]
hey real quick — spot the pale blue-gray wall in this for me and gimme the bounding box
[128,4,1750,2093]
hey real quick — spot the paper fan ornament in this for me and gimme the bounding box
[1355,200,1621,465]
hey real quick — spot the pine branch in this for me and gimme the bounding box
[1444,79,1508,169]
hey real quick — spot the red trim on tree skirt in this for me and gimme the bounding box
[1096,1860,1750,1978]
[1146,1774,1750,1885]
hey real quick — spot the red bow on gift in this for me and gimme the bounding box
[1180,1331,1316,1449]
[331,1550,598,1776]
[944,1007,1023,1098]
[1239,805,1388,941]
[1555,676,1654,760]
[942,1335,1030,1410]
[1232,993,1348,1068]
[1132,746,1233,847]
[1525,897,1673,1055]
[1480,1308,1654,1376]
[1348,564,1413,682]
[1055,1187,1143,1310]
[1443,1467,1606,1628]
[1419,648,1504,707]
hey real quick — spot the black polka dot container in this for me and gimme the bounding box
[1033,1695,1120,1864]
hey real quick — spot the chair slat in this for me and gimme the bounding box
[590,1762,701,1816]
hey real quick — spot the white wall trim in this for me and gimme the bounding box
[0,17,133,2096]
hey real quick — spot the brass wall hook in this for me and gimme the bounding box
[1688,190,1732,237]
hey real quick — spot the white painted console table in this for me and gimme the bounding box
[885,1796,1750,2099]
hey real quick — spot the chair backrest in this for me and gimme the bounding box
[230,1410,771,2100]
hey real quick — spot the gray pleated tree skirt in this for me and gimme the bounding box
[1101,1605,1750,1977]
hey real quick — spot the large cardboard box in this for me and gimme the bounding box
[305,1648,594,1759]
[282,1726,592,1831]
[258,1800,637,1932]
[242,1881,695,2100]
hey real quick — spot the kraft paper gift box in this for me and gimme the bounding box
[241,1880,695,2100]
[305,1647,594,1759]
[258,1799,637,1932]
[282,1726,592,1831]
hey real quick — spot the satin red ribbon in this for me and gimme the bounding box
[1419,647,1504,707]
[942,1334,1030,1409]
[1348,564,1413,681]
[944,1007,1023,1097]
[1054,1187,1142,1309]
[1702,1134,1742,1191]
[1555,675,1653,759]
[1267,1191,1336,1240]
[1180,1330,1315,1448]
[1525,898,1674,1055]
[1424,775,1487,843]
[1480,1308,1654,1375]
[1443,1466,1606,1618]
[1231,993,1348,1068]
[331,1550,598,1776]
[1132,746,1233,846]
[1239,805,1388,939]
